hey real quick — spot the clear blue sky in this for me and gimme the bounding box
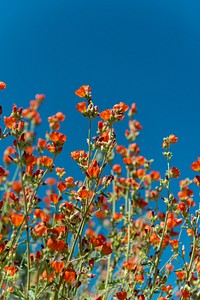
[1,0,200,180]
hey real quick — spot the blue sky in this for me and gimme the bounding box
[1,1,200,297]
[1,0,200,181]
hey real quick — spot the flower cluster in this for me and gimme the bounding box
[0,82,199,300]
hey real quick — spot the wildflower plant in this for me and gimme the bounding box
[0,82,199,300]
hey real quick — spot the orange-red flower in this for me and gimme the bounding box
[191,157,200,171]
[11,214,24,226]
[101,243,112,255]
[116,291,127,300]
[75,85,91,98]
[175,270,186,280]
[47,238,65,251]
[170,167,180,178]
[76,102,87,113]
[90,234,106,247]
[63,269,76,283]
[0,82,6,90]
[150,233,160,245]
[113,102,129,112]
[4,266,18,276]
[39,156,53,167]
[166,213,182,229]
[99,109,112,121]
[135,274,144,284]
[34,224,47,236]
[78,189,90,199]
[42,270,55,282]
[51,261,64,273]
[169,239,179,249]
[87,160,100,178]
[4,116,16,129]
[168,134,178,144]
[112,164,122,174]
[49,132,66,146]
[49,193,60,204]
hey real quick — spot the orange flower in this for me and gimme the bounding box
[191,157,200,171]
[55,112,65,122]
[0,81,6,90]
[187,228,194,236]
[175,270,186,280]
[39,156,53,167]
[177,202,187,213]
[37,138,47,150]
[99,109,112,121]
[11,214,24,226]
[150,233,160,245]
[34,224,47,236]
[57,181,67,192]
[63,269,76,283]
[112,164,122,174]
[165,264,174,272]
[87,160,100,178]
[47,238,65,251]
[49,193,60,204]
[135,274,144,284]
[78,189,90,199]
[178,188,193,200]
[65,176,75,188]
[76,102,87,113]
[166,213,182,229]
[75,85,91,98]
[113,102,129,112]
[12,181,22,193]
[4,266,18,276]
[168,134,178,144]
[42,270,55,282]
[4,116,16,129]
[51,261,64,273]
[113,212,123,221]
[149,171,160,181]
[169,239,179,249]
[49,132,66,146]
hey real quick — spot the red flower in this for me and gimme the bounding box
[101,243,112,255]
[116,291,127,300]
[170,167,180,178]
